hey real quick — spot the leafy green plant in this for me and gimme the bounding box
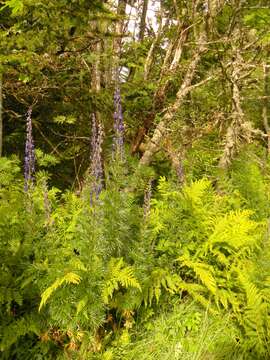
[144,177,270,357]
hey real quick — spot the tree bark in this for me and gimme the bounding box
[132,22,189,154]
[139,0,148,41]
[143,18,166,81]
[219,48,245,168]
[139,31,207,166]
[113,0,127,81]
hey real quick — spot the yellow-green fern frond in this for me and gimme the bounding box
[214,288,241,313]
[208,210,259,252]
[178,256,217,294]
[39,272,81,311]
[102,258,141,304]
[144,269,182,305]
[238,272,263,308]
[183,179,212,205]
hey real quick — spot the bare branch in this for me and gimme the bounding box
[139,30,208,166]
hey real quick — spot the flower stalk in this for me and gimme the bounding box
[90,113,103,204]
[143,179,153,219]
[113,87,124,161]
[24,108,35,192]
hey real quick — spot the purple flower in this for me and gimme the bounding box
[90,113,103,204]
[113,87,124,160]
[24,108,35,192]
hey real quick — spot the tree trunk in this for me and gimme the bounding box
[139,0,148,41]
[139,31,207,166]
[113,0,127,81]
[132,22,189,154]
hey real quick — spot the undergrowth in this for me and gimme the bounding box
[1,147,270,359]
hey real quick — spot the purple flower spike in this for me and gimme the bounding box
[113,87,124,160]
[24,108,35,192]
[90,113,103,204]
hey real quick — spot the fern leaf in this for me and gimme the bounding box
[238,272,262,308]
[102,258,141,304]
[208,210,258,251]
[76,296,88,315]
[183,179,211,205]
[179,257,217,294]
[39,272,81,311]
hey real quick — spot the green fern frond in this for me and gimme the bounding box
[178,256,217,294]
[143,269,182,306]
[183,179,212,205]
[214,288,241,312]
[39,272,81,311]
[76,296,88,315]
[178,282,216,313]
[102,258,141,304]
[0,315,40,351]
[238,272,263,308]
[208,210,259,252]
[0,157,21,186]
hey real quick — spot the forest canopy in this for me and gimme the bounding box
[1,0,270,359]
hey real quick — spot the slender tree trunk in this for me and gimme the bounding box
[139,0,148,41]
[113,0,127,81]
[219,52,242,168]
[156,24,189,100]
[143,17,167,81]
[132,22,189,154]
[218,12,258,169]
[139,31,208,166]
[92,42,101,93]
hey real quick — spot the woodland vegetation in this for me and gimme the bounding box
[1,0,270,359]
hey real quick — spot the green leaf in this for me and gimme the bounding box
[39,272,81,311]
[0,0,23,15]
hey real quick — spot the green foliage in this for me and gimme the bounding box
[144,176,270,357]
[229,150,270,220]
[2,1,270,357]
[0,158,53,357]
[0,0,23,15]
[35,149,60,168]
[2,150,270,359]
[39,272,82,311]
[102,258,141,305]
[100,300,241,360]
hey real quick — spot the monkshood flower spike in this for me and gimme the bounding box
[24,108,35,192]
[90,113,103,204]
[113,87,124,160]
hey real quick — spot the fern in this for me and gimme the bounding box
[39,272,82,311]
[178,255,217,294]
[183,178,212,205]
[0,315,40,352]
[143,269,182,306]
[102,258,141,304]
[229,152,270,220]
[145,176,270,358]
[1,153,270,359]
[207,210,259,252]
